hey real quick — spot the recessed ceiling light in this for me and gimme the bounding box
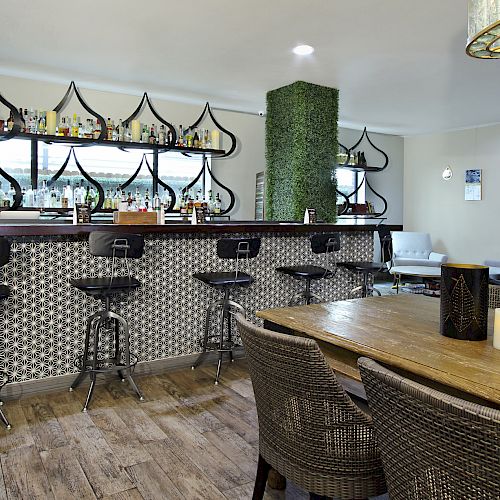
[293,44,314,56]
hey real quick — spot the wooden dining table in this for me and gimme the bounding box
[257,294,500,409]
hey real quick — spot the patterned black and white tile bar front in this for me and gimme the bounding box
[0,231,372,383]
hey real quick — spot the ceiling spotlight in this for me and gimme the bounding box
[293,44,314,56]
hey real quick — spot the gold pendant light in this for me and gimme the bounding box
[467,0,500,58]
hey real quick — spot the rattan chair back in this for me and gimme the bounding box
[358,356,500,500]
[236,315,386,499]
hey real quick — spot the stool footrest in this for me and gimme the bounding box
[75,354,138,374]
[204,341,236,352]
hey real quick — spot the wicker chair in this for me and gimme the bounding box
[358,357,500,500]
[235,315,386,500]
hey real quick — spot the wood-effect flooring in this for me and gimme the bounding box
[0,360,309,500]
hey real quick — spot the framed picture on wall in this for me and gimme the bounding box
[465,169,482,201]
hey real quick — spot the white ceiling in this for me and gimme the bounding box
[0,0,498,135]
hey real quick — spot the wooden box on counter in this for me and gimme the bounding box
[113,211,158,225]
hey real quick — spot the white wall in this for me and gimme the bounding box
[0,75,265,220]
[404,125,500,264]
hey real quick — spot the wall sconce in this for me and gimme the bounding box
[442,166,453,181]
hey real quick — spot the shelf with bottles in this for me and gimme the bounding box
[0,130,226,156]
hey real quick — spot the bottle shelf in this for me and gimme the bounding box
[336,163,384,173]
[0,131,226,155]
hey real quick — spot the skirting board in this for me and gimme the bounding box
[1,348,246,401]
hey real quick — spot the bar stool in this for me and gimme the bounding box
[69,232,145,412]
[276,233,340,305]
[339,225,393,298]
[0,237,11,429]
[191,237,261,385]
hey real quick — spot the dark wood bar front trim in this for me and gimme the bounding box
[0,222,403,237]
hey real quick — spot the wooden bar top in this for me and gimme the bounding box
[257,295,500,406]
[0,222,403,237]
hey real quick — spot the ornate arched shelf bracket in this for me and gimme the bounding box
[122,93,177,148]
[182,156,235,215]
[0,93,22,142]
[336,173,387,218]
[346,127,388,172]
[185,102,237,158]
[118,153,149,191]
[53,81,107,144]
[47,147,104,213]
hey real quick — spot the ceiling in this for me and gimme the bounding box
[0,0,498,136]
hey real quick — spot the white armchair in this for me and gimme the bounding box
[392,232,447,268]
[485,260,500,276]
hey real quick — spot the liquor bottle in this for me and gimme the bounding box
[158,125,166,145]
[124,123,131,142]
[185,129,193,148]
[162,188,170,206]
[105,118,113,141]
[117,119,125,142]
[7,112,14,131]
[194,190,202,208]
[26,186,35,206]
[49,186,58,208]
[70,114,78,137]
[37,112,46,134]
[204,129,211,149]
[187,191,194,214]
[85,186,92,207]
[93,120,101,139]
[144,188,151,211]
[153,192,161,213]
[141,125,149,143]
[0,182,4,205]
[207,189,214,213]
[63,183,73,208]
[214,193,222,214]
[149,125,156,145]
[193,128,200,148]
[177,125,184,147]
[113,188,121,210]
[103,190,112,209]
[179,193,187,214]
[119,190,128,211]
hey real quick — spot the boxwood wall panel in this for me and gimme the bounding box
[265,81,338,222]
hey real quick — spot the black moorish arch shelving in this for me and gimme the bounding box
[0,81,238,214]
[335,127,389,218]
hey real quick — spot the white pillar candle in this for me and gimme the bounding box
[46,111,57,136]
[211,129,220,150]
[494,309,500,349]
[131,120,141,143]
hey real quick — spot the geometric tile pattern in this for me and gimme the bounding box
[0,231,373,382]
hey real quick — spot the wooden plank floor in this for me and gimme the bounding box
[0,360,309,500]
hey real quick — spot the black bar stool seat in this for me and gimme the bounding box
[0,285,9,300]
[340,262,386,273]
[276,264,331,280]
[70,277,141,294]
[193,271,254,288]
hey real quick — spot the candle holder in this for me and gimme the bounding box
[440,264,489,341]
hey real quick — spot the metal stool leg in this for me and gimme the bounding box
[82,315,102,412]
[214,306,225,385]
[192,302,219,370]
[0,405,10,430]
[119,314,144,402]
[115,317,125,382]
[226,305,234,363]
[70,313,99,392]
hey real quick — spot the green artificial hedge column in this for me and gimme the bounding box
[265,81,338,222]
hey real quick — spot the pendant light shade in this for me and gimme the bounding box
[467,0,500,58]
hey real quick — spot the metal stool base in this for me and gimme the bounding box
[288,278,325,306]
[70,303,143,412]
[191,289,245,385]
[348,271,380,298]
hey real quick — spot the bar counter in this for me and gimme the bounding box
[0,221,402,393]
